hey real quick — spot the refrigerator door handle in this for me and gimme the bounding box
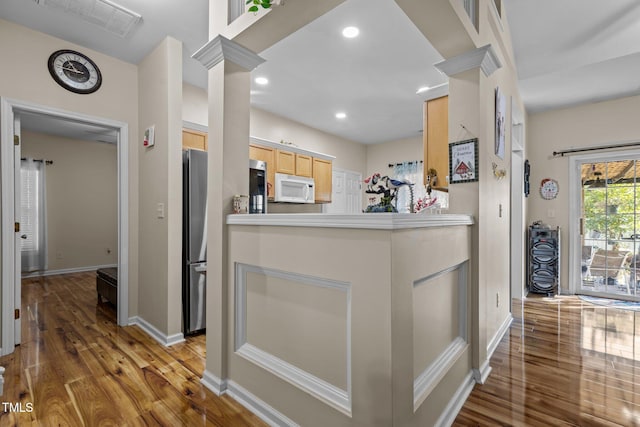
[194,263,207,274]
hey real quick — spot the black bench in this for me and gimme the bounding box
[96,267,118,306]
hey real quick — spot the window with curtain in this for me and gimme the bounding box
[21,158,47,273]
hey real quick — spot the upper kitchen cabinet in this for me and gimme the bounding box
[313,157,332,203]
[423,96,449,189]
[275,149,296,175]
[249,144,276,199]
[182,128,208,151]
[294,154,313,178]
[276,150,313,178]
[249,137,335,203]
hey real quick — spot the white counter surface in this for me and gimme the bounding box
[226,213,474,230]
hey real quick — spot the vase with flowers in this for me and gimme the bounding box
[363,173,413,213]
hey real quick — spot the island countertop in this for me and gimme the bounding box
[226,213,474,230]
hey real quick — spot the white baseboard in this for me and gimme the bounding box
[226,380,298,427]
[21,264,117,278]
[128,316,185,347]
[201,369,228,396]
[434,371,475,427]
[199,371,296,427]
[487,313,513,361]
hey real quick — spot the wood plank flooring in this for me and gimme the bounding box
[5,273,640,426]
[455,294,640,427]
[0,272,266,426]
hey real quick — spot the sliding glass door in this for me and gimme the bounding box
[580,159,640,299]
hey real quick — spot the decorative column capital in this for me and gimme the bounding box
[434,44,501,78]
[192,35,265,71]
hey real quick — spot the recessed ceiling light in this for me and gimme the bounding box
[255,77,269,85]
[342,26,359,38]
[335,112,347,119]
[416,86,430,94]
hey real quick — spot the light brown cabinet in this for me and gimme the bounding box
[249,144,276,199]
[276,150,313,177]
[423,96,449,189]
[250,137,334,203]
[275,149,296,175]
[182,129,208,151]
[313,158,333,203]
[295,154,313,178]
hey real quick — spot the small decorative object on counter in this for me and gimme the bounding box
[363,174,413,213]
[233,195,249,214]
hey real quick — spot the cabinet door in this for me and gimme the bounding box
[250,144,275,198]
[275,149,296,175]
[295,154,313,177]
[313,158,332,203]
[182,129,208,151]
[423,96,448,189]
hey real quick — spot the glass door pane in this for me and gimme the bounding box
[581,160,640,299]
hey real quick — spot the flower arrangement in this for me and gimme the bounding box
[363,173,414,213]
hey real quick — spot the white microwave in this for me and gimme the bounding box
[274,173,315,203]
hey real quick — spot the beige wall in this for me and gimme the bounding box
[527,94,640,293]
[137,37,184,336]
[366,135,423,180]
[182,83,209,126]
[21,131,117,271]
[181,83,367,174]
[0,19,140,320]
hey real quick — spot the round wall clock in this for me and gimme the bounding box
[540,178,559,200]
[48,49,102,94]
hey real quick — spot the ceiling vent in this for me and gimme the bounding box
[33,0,142,38]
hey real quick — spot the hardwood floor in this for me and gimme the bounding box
[455,294,640,427]
[6,273,640,426]
[0,272,266,426]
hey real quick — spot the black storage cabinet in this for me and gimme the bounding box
[527,224,560,295]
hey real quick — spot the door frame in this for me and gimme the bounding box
[1,97,130,355]
[510,101,525,303]
[568,149,640,296]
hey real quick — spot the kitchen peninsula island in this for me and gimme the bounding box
[223,213,474,426]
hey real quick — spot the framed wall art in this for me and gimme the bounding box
[449,138,479,183]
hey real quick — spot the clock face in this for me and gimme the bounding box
[540,178,559,200]
[48,50,102,94]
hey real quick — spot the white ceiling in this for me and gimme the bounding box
[2,0,640,143]
[504,0,640,113]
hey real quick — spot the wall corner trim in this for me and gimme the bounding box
[434,44,502,77]
[472,360,492,384]
[128,316,185,347]
[201,369,228,396]
[192,35,265,71]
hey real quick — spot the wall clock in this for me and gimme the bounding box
[540,178,559,200]
[48,49,102,94]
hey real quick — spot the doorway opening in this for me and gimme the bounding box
[570,151,640,302]
[1,98,129,355]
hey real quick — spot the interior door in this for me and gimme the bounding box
[13,113,21,345]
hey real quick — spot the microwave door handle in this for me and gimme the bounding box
[305,185,310,201]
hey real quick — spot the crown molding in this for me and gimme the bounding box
[192,35,265,71]
[434,44,502,78]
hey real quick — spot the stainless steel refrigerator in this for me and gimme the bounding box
[183,149,207,335]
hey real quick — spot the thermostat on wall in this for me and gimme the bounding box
[143,125,155,148]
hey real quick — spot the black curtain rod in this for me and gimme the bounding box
[388,160,423,168]
[553,140,640,157]
[21,158,53,165]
